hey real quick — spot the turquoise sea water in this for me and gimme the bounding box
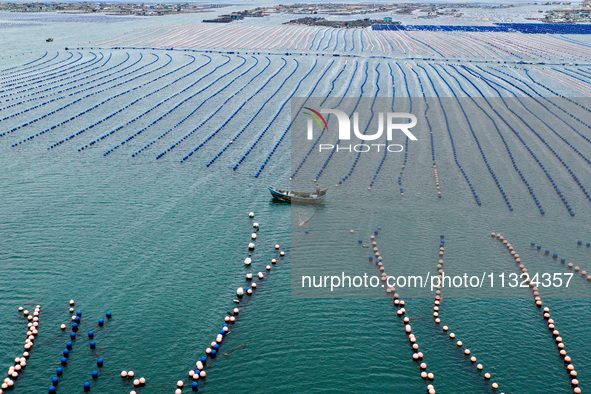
[0,11,590,394]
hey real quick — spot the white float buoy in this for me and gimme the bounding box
[251,233,257,239]
[248,212,254,218]
[244,258,251,265]
[237,287,244,297]
[248,243,255,249]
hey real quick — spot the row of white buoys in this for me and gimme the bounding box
[494,233,581,394]
[434,235,501,391]
[3,305,40,391]
[177,212,285,392]
[362,228,436,393]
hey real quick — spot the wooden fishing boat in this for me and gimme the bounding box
[268,186,327,204]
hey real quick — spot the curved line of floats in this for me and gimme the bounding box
[234,59,320,172]
[462,66,578,216]
[99,54,222,154]
[359,228,437,393]
[0,52,113,105]
[0,51,49,76]
[492,233,583,394]
[173,212,285,393]
[432,235,501,391]
[368,64,396,189]
[35,53,185,149]
[167,57,271,160]
[0,53,160,138]
[52,54,200,150]
[289,60,347,181]
[0,52,65,85]
[0,52,101,99]
[477,66,591,175]
[0,52,134,114]
[254,59,335,177]
[316,61,368,184]
[396,63,412,196]
[2,305,41,392]
[205,58,299,168]
[96,55,241,154]
[412,65,442,198]
[339,63,381,184]
[428,64,511,208]
[533,241,591,282]
[412,63,481,205]
[130,55,260,157]
[0,51,82,91]
[445,64,545,214]
[52,301,114,392]
[173,57,283,162]
[492,67,591,145]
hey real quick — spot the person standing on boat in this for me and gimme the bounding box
[315,183,320,195]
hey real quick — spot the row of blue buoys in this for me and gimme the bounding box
[162,57,285,161]
[417,64,481,205]
[491,67,591,146]
[111,55,242,153]
[533,242,591,282]
[0,52,96,98]
[368,114,390,189]
[256,59,334,178]
[524,68,591,116]
[414,65,445,198]
[463,66,576,216]
[246,59,320,174]
[51,300,112,392]
[2,53,165,140]
[339,63,381,184]
[0,53,144,125]
[130,55,257,158]
[395,63,411,196]
[101,55,233,155]
[205,58,299,168]
[0,51,50,78]
[312,29,328,51]
[435,235,501,391]
[494,234,582,393]
[289,60,346,181]
[316,61,368,184]
[2,305,40,392]
[50,54,198,151]
[289,60,349,181]
[0,52,99,99]
[474,66,591,203]
[226,57,302,170]
[0,52,75,88]
[445,64,545,214]
[430,64,516,207]
[174,57,271,161]
[0,52,124,112]
[360,228,437,393]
